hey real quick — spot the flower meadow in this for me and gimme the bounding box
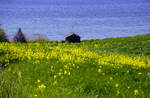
[0,34,150,98]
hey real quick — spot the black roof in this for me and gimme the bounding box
[65,32,80,38]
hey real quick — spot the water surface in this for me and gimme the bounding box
[0,3,150,41]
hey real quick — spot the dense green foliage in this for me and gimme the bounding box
[0,34,150,98]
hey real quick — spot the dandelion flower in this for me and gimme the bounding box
[34,94,37,97]
[98,69,102,73]
[117,90,120,94]
[37,80,40,83]
[134,89,139,95]
[39,84,46,89]
[138,72,142,75]
[127,70,129,73]
[110,77,113,80]
[68,72,71,75]
[18,72,21,78]
[64,70,67,75]
[58,72,62,76]
[8,68,11,72]
[64,65,68,68]
[54,75,56,79]
[115,83,119,88]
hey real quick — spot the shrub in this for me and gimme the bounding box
[13,28,27,42]
[0,27,8,42]
[32,35,48,41]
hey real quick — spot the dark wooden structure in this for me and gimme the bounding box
[65,32,81,43]
[13,28,27,42]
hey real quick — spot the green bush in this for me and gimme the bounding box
[0,28,8,42]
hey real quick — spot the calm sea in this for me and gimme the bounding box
[0,3,150,41]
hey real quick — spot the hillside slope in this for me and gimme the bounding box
[0,34,150,97]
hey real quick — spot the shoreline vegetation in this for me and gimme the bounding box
[0,27,150,97]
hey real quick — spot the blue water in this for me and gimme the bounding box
[0,3,150,41]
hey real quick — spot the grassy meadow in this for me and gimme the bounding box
[0,34,150,98]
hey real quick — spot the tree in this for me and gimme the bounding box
[13,28,27,42]
[0,26,9,42]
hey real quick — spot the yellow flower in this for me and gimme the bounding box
[94,44,99,48]
[37,80,40,83]
[7,68,11,72]
[39,84,46,89]
[115,83,119,88]
[98,69,102,73]
[128,86,130,89]
[58,72,62,76]
[34,94,37,97]
[51,66,53,69]
[64,70,67,75]
[73,63,75,67]
[54,75,56,79]
[110,77,113,80]
[64,65,68,68]
[117,90,120,94]
[134,89,139,95]
[68,72,71,75]
[18,72,21,78]
[138,72,142,75]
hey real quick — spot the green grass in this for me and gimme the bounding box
[0,34,150,98]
